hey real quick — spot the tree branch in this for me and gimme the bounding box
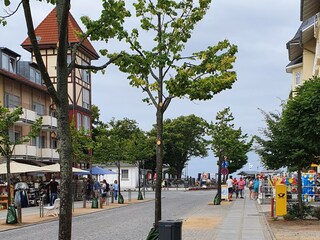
[0,0,22,19]
[22,0,60,106]
[74,54,122,70]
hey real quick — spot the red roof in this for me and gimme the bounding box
[21,8,99,60]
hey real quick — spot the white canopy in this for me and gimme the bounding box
[41,163,89,174]
[0,161,45,174]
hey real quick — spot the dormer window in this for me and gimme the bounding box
[30,67,42,85]
[2,53,16,73]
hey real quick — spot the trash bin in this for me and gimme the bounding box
[91,198,98,208]
[159,220,182,240]
[6,206,18,224]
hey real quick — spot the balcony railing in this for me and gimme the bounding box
[14,108,37,125]
[41,115,57,130]
[37,148,59,160]
[13,144,37,158]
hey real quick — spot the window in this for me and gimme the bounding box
[32,136,45,148]
[4,93,20,108]
[295,72,301,86]
[82,89,90,109]
[30,67,42,85]
[121,169,129,179]
[1,53,16,73]
[9,130,21,142]
[32,102,45,116]
[82,115,90,131]
[81,60,90,83]
[77,113,82,130]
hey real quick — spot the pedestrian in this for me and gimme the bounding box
[101,179,109,204]
[48,176,59,206]
[226,175,234,201]
[237,177,246,198]
[93,178,101,198]
[253,175,260,200]
[86,178,92,201]
[248,177,254,199]
[233,178,239,198]
[113,180,119,201]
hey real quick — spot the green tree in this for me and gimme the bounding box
[0,106,42,205]
[208,107,252,205]
[162,115,208,178]
[93,118,149,200]
[84,0,237,224]
[1,1,127,238]
[256,76,320,217]
[69,121,93,166]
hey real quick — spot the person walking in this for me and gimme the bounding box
[237,177,246,198]
[253,175,260,200]
[113,180,119,201]
[48,177,59,206]
[226,175,234,201]
[248,177,254,199]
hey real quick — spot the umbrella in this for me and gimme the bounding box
[0,161,45,174]
[86,166,116,175]
[41,163,89,174]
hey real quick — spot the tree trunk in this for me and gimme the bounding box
[216,155,223,204]
[154,105,164,226]
[56,2,73,239]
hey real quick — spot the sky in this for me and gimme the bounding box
[0,0,301,178]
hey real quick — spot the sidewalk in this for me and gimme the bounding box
[183,195,274,240]
[0,197,153,232]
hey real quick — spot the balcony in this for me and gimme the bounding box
[13,108,37,125]
[37,148,59,160]
[41,115,57,130]
[13,145,37,158]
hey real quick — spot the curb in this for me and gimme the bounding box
[257,203,277,240]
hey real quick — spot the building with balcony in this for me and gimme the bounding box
[286,0,320,92]
[0,8,98,166]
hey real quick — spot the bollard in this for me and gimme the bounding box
[40,196,44,217]
[111,191,114,203]
[106,193,110,206]
[17,202,22,223]
[82,180,87,208]
[128,189,131,202]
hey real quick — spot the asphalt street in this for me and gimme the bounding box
[0,190,215,240]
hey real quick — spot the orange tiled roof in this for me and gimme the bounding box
[21,8,99,60]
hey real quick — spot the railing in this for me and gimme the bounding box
[37,148,59,160]
[13,144,37,157]
[41,115,57,130]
